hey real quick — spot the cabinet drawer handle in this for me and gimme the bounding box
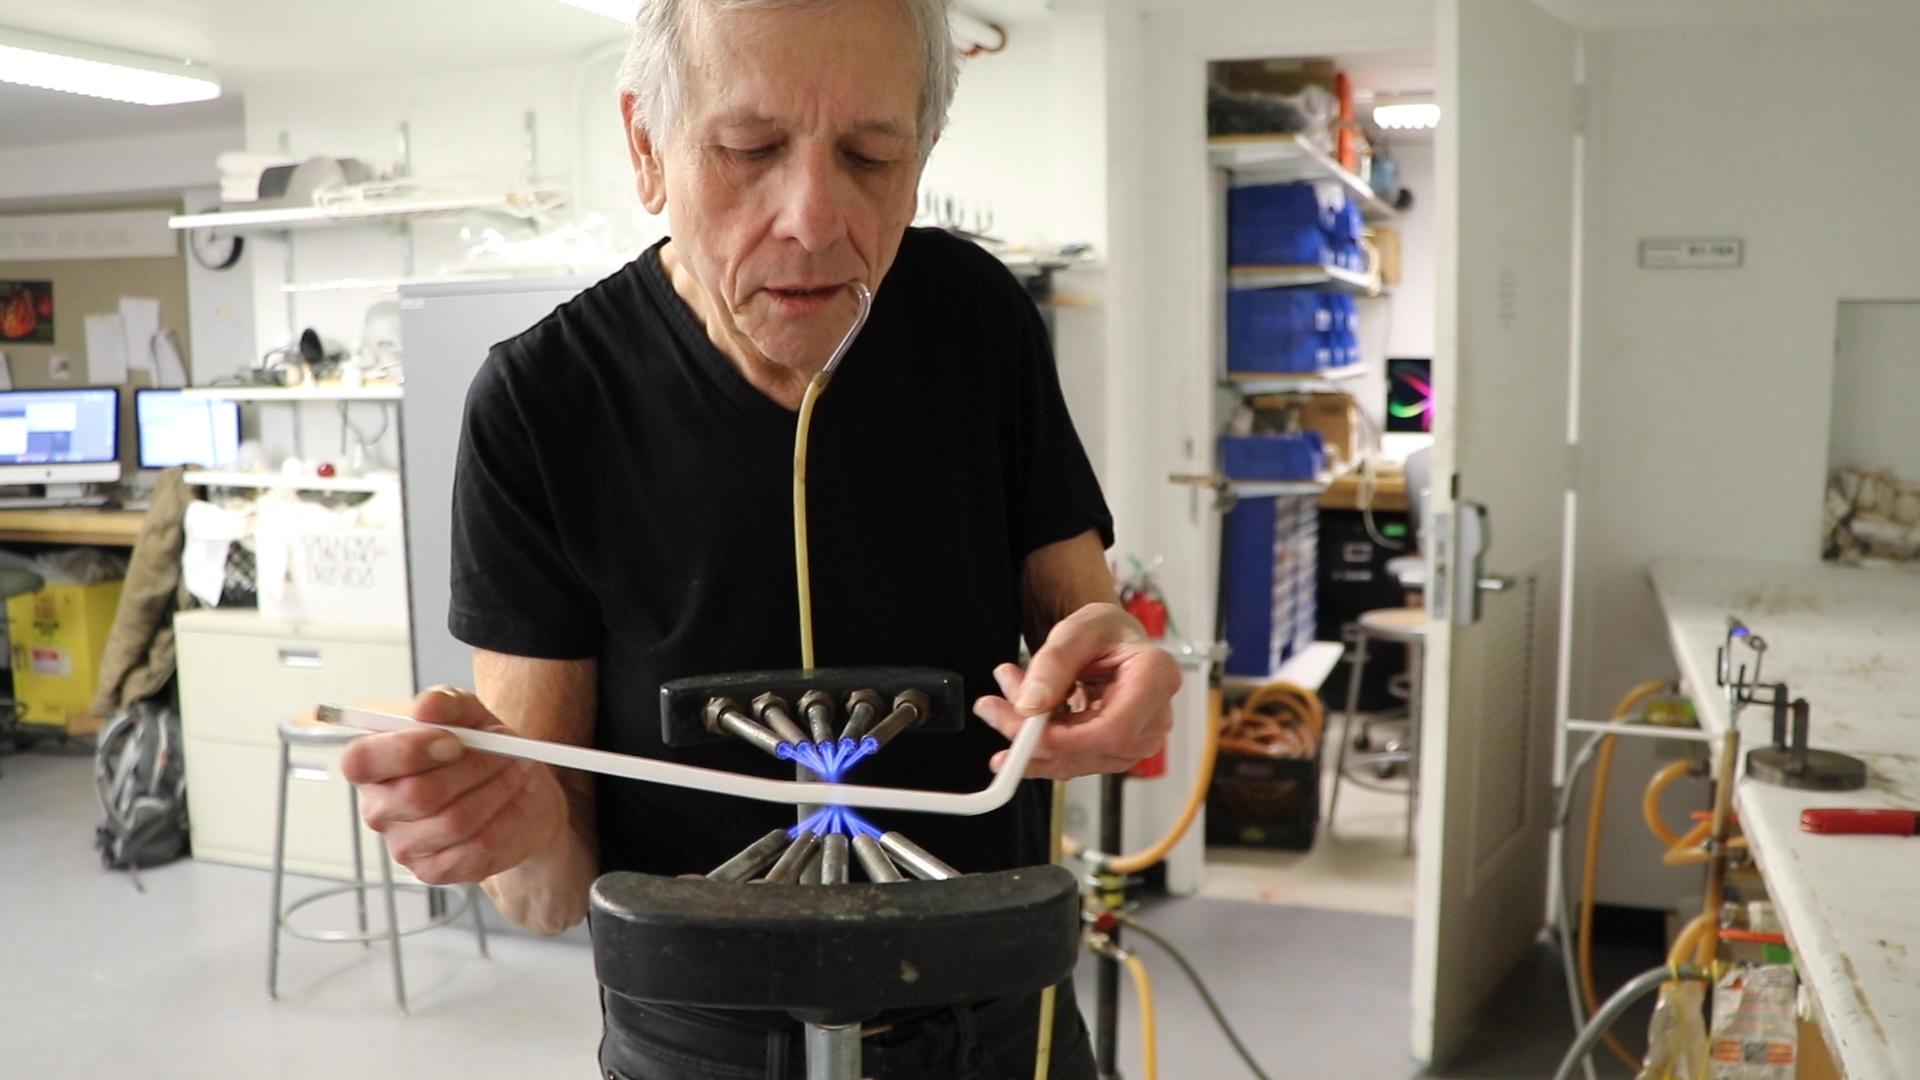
[278,647,323,670]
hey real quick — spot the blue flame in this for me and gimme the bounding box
[787,804,884,840]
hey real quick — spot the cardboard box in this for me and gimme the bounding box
[256,521,408,627]
[1368,226,1403,286]
[1302,394,1361,468]
[7,578,123,734]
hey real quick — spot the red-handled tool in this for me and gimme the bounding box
[1799,808,1920,835]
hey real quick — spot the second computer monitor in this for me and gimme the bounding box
[136,389,242,470]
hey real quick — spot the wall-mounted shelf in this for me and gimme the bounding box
[1224,365,1370,396]
[179,383,402,402]
[1229,264,1381,297]
[184,470,400,494]
[1168,472,1335,500]
[167,188,565,234]
[1208,134,1395,221]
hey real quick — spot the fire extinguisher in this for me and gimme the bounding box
[1119,556,1173,779]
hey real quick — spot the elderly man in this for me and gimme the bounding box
[341,0,1178,1076]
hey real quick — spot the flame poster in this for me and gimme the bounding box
[0,281,54,344]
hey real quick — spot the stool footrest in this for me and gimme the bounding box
[280,882,476,945]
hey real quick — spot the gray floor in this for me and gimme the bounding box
[2,747,1641,1079]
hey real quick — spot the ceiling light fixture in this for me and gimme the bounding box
[555,0,639,21]
[1373,102,1441,131]
[0,26,219,106]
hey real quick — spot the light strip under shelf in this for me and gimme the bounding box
[0,27,219,106]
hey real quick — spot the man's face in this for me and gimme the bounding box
[629,0,925,374]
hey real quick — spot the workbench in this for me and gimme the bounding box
[0,508,146,547]
[1651,558,1920,1080]
[1319,469,1407,512]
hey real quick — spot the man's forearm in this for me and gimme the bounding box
[473,649,600,935]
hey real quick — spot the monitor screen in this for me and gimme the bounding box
[1387,357,1434,434]
[136,390,242,469]
[0,387,120,465]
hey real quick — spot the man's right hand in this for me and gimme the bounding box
[340,686,569,886]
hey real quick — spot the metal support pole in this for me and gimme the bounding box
[805,1023,861,1080]
[1096,773,1125,1080]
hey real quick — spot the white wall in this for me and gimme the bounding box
[1570,10,1920,907]
[921,20,1059,248]
[1382,140,1436,360]
[0,127,236,206]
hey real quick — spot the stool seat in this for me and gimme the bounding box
[1357,607,1428,642]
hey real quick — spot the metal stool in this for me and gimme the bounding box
[1327,607,1428,855]
[266,712,488,1016]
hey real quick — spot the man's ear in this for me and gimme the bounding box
[621,94,669,214]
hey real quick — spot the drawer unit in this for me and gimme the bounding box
[182,737,410,882]
[174,610,415,878]
[176,610,413,747]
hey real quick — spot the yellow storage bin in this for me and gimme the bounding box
[7,578,123,735]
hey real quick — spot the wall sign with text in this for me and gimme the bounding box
[1639,238,1744,270]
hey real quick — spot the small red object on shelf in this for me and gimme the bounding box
[316,462,336,479]
[1800,808,1920,836]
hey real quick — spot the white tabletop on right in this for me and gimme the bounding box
[1649,558,1920,1080]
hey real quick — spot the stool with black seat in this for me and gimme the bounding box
[266,711,489,1016]
[1326,447,1432,855]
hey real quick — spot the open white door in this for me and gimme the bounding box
[1410,0,1580,1065]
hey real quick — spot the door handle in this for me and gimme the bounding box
[1478,575,1517,594]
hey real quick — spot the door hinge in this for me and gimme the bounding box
[1564,441,1585,493]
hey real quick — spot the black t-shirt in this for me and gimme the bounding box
[448,227,1112,880]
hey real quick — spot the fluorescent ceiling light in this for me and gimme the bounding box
[1373,102,1440,131]
[0,27,218,106]
[556,0,638,21]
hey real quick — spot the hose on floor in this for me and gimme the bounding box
[1116,914,1273,1080]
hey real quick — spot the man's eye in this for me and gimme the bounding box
[728,145,778,162]
[847,152,892,171]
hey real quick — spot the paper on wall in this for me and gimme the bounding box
[83,314,128,385]
[153,328,189,388]
[118,297,160,377]
[0,350,11,390]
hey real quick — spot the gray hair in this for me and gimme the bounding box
[617,0,957,162]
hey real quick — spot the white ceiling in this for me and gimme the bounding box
[0,0,628,147]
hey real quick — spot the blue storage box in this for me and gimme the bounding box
[1222,494,1322,678]
[1221,432,1326,482]
[1230,183,1337,266]
[1228,290,1334,373]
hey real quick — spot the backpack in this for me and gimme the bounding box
[93,700,190,888]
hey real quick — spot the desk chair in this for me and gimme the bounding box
[1327,448,1431,854]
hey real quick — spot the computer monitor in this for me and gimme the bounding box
[0,387,121,491]
[135,389,242,470]
[1387,357,1434,433]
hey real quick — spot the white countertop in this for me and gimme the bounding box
[1650,558,1920,1080]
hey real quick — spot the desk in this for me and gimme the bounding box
[0,508,146,547]
[1651,559,1920,1080]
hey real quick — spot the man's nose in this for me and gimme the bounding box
[775,145,851,254]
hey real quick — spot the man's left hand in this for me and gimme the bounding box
[973,602,1181,780]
